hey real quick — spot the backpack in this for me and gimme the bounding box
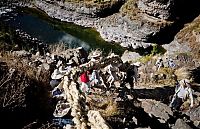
[80,72,89,83]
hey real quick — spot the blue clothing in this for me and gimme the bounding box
[52,88,62,96]
[168,60,176,68]
[52,118,74,127]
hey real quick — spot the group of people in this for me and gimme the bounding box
[50,49,195,112]
[50,59,76,88]
[155,57,194,111]
[50,50,102,96]
[79,68,101,94]
[155,57,176,71]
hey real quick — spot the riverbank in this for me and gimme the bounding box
[0,0,175,57]
[0,5,128,56]
[31,0,169,50]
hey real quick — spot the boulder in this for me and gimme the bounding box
[12,50,31,57]
[172,119,192,129]
[141,99,173,123]
[121,50,141,63]
[162,40,191,56]
[42,63,50,70]
[186,106,200,122]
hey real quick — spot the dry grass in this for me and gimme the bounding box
[120,0,173,28]
[49,42,67,55]
[155,67,177,85]
[137,54,153,64]
[176,15,200,59]
[120,0,140,20]
[88,94,120,117]
[100,99,119,117]
[65,0,119,9]
[0,51,50,83]
[174,67,193,81]
[137,55,176,86]
[177,16,200,41]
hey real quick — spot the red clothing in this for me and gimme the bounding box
[80,72,89,83]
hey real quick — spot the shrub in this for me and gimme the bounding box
[150,44,166,56]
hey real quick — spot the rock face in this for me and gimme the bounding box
[137,0,174,20]
[172,119,192,129]
[165,14,200,58]
[34,0,98,27]
[31,0,199,53]
[186,106,200,122]
[32,0,174,50]
[95,0,175,49]
[141,99,173,123]
[162,39,191,55]
[96,13,157,49]
[4,0,200,58]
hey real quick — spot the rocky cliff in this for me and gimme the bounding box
[2,0,200,53]
[31,0,176,50]
[163,14,200,59]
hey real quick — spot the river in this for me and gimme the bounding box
[0,6,125,55]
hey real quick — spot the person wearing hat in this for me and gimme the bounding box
[169,79,194,110]
[50,62,69,89]
[62,59,75,74]
[90,51,101,62]
[168,58,176,68]
[90,69,101,87]
[50,69,64,88]
[155,57,164,71]
[124,62,141,88]
[80,70,90,94]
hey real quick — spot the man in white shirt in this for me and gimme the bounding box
[170,79,194,110]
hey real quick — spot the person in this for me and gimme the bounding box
[155,57,164,71]
[80,71,90,94]
[90,51,101,62]
[50,69,64,89]
[168,58,176,68]
[77,47,88,64]
[169,79,194,110]
[90,69,100,87]
[124,62,141,88]
[124,65,135,87]
[133,62,141,87]
[106,64,119,88]
[64,59,75,73]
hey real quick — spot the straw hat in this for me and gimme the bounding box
[91,58,96,62]
[133,62,141,67]
[109,53,115,57]
[77,47,83,50]
[67,60,74,65]
[91,51,101,58]
[158,57,162,61]
[56,60,63,68]
[179,79,190,87]
[51,69,64,79]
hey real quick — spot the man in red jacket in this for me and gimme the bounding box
[80,71,90,94]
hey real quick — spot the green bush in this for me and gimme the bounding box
[151,44,166,56]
